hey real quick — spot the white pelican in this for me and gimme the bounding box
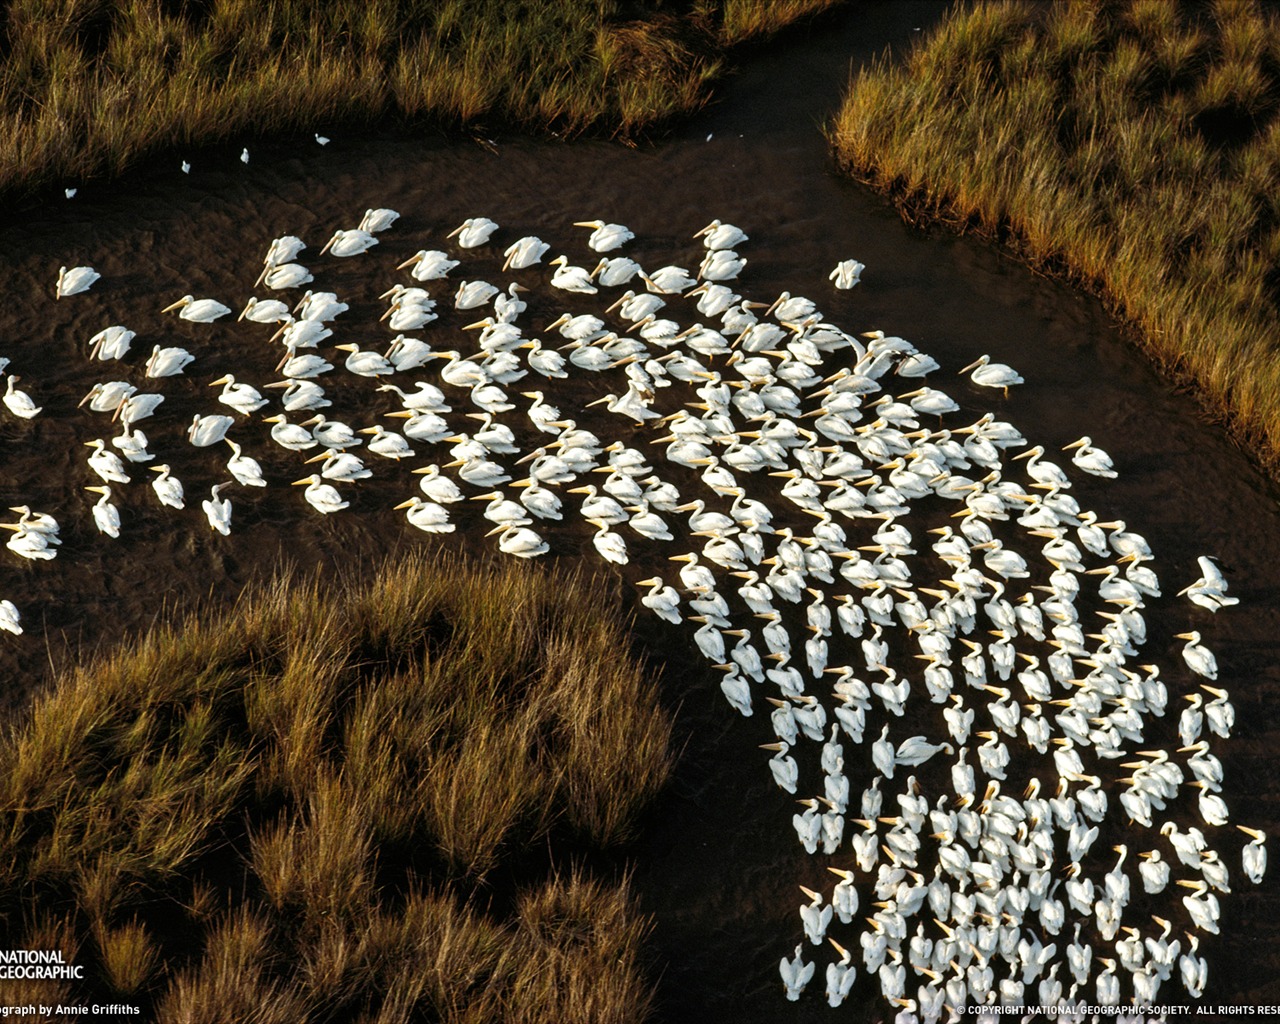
[1176,631,1218,680]
[304,414,361,450]
[291,474,348,514]
[334,343,394,377]
[592,256,642,287]
[202,483,233,535]
[111,424,153,463]
[587,518,628,565]
[260,234,306,270]
[188,413,234,447]
[88,325,136,360]
[56,265,99,298]
[319,228,377,257]
[502,235,549,270]
[454,280,499,310]
[84,439,130,483]
[1239,826,1268,884]
[239,297,291,322]
[829,259,864,289]
[149,465,185,508]
[448,217,499,248]
[304,449,370,482]
[209,375,267,415]
[411,465,463,504]
[695,219,748,250]
[636,577,681,624]
[358,207,399,233]
[294,290,349,322]
[1179,555,1239,611]
[161,295,231,322]
[360,426,415,460]
[80,380,135,412]
[549,255,598,293]
[263,414,317,451]
[573,219,633,252]
[1,521,56,560]
[395,497,455,533]
[144,344,195,378]
[0,375,40,419]
[224,440,266,487]
[262,263,312,290]
[1063,435,1117,477]
[487,523,548,558]
[397,249,458,280]
[959,353,1023,394]
[0,600,21,634]
[779,943,815,1001]
[85,486,121,538]
[113,392,164,426]
[699,249,746,281]
[640,265,695,294]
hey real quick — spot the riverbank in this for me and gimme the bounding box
[0,0,843,202]
[830,0,1280,469]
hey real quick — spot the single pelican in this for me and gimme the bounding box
[149,465,185,509]
[319,228,377,257]
[56,265,99,298]
[161,295,231,322]
[447,217,499,248]
[85,486,121,538]
[291,474,348,514]
[573,219,633,252]
[3,377,40,419]
[201,483,233,535]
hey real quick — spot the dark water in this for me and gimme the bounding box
[1,2,1278,1021]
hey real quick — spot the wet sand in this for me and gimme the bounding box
[1,2,1278,1021]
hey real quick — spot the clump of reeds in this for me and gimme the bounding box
[0,0,844,200]
[0,552,670,1021]
[831,0,1280,469]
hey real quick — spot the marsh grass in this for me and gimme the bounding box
[831,0,1280,468]
[0,552,670,1021]
[0,0,844,199]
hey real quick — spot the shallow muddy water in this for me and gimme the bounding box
[2,2,1279,1020]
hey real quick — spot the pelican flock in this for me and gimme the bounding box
[1,206,1262,1017]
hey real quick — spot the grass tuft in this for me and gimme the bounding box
[0,552,670,1021]
[831,0,1280,471]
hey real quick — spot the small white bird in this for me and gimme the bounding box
[188,413,234,447]
[144,344,195,378]
[573,219,633,252]
[88,325,136,360]
[292,474,348,514]
[162,295,231,322]
[829,259,864,289]
[319,229,377,257]
[502,235,549,271]
[210,375,268,415]
[3,377,41,418]
[358,207,400,233]
[84,439,130,483]
[1179,555,1239,612]
[447,217,499,248]
[202,483,233,535]
[56,265,99,298]
[149,464,185,509]
[225,439,267,488]
[1176,631,1219,680]
[397,250,459,280]
[0,599,21,635]
[314,134,330,146]
[240,147,250,164]
[85,485,121,538]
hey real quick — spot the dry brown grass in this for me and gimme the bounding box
[0,552,670,1021]
[831,0,1280,469]
[0,0,845,200]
